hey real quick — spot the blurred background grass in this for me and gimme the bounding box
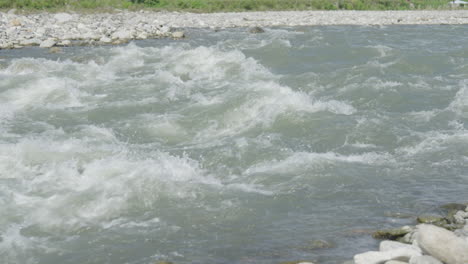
[0,0,458,12]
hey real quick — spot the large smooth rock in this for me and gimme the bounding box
[354,248,421,264]
[416,224,468,264]
[409,255,443,264]
[40,39,56,48]
[385,261,407,264]
[379,240,421,253]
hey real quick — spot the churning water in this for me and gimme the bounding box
[0,25,467,264]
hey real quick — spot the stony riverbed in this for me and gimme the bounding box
[1,10,468,49]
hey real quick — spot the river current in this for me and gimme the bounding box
[0,25,467,264]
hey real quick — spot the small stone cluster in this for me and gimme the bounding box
[353,203,468,264]
[0,10,185,49]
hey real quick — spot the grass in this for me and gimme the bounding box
[0,0,458,12]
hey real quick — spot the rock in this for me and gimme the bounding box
[416,215,447,225]
[372,226,412,240]
[307,239,335,249]
[49,47,62,53]
[385,261,407,264]
[453,210,468,224]
[20,38,41,46]
[111,30,133,40]
[249,26,265,33]
[10,18,22,27]
[379,240,421,253]
[416,224,468,264]
[409,255,443,264]
[40,39,56,48]
[172,31,185,39]
[99,36,113,44]
[441,203,467,211]
[59,40,71,46]
[354,248,421,264]
[54,13,73,23]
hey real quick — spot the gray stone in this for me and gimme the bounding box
[40,39,56,48]
[409,255,443,264]
[99,36,112,43]
[354,248,421,264]
[54,13,73,23]
[385,261,407,264]
[20,38,41,46]
[453,210,468,224]
[249,26,265,33]
[111,30,133,40]
[172,31,185,39]
[373,226,412,240]
[416,224,468,264]
[379,240,421,253]
[59,40,71,46]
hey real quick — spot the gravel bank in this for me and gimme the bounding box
[1,10,468,49]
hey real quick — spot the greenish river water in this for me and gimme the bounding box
[0,25,467,264]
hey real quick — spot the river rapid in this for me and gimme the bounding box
[0,25,467,264]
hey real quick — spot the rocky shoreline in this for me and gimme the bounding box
[1,10,468,49]
[349,203,468,264]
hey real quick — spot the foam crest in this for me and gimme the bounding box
[245,151,394,175]
[448,80,468,118]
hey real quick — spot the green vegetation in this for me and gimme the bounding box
[0,0,456,12]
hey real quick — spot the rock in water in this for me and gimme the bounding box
[416,224,468,264]
[409,255,443,264]
[172,31,185,39]
[249,26,265,33]
[40,39,56,48]
[372,226,412,240]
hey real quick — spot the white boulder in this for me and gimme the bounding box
[40,38,56,48]
[416,224,468,264]
[409,255,443,264]
[379,240,421,253]
[354,247,421,264]
[54,13,73,23]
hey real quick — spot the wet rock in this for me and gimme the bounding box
[172,31,185,39]
[307,239,335,249]
[58,40,71,46]
[409,255,443,264]
[49,47,62,53]
[372,226,412,240]
[416,215,447,225]
[416,224,468,264]
[249,26,265,33]
[40,38,56,48]
[441,203,467,212]
[155,261,174,264]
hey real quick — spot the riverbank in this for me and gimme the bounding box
[1,10,468,49]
